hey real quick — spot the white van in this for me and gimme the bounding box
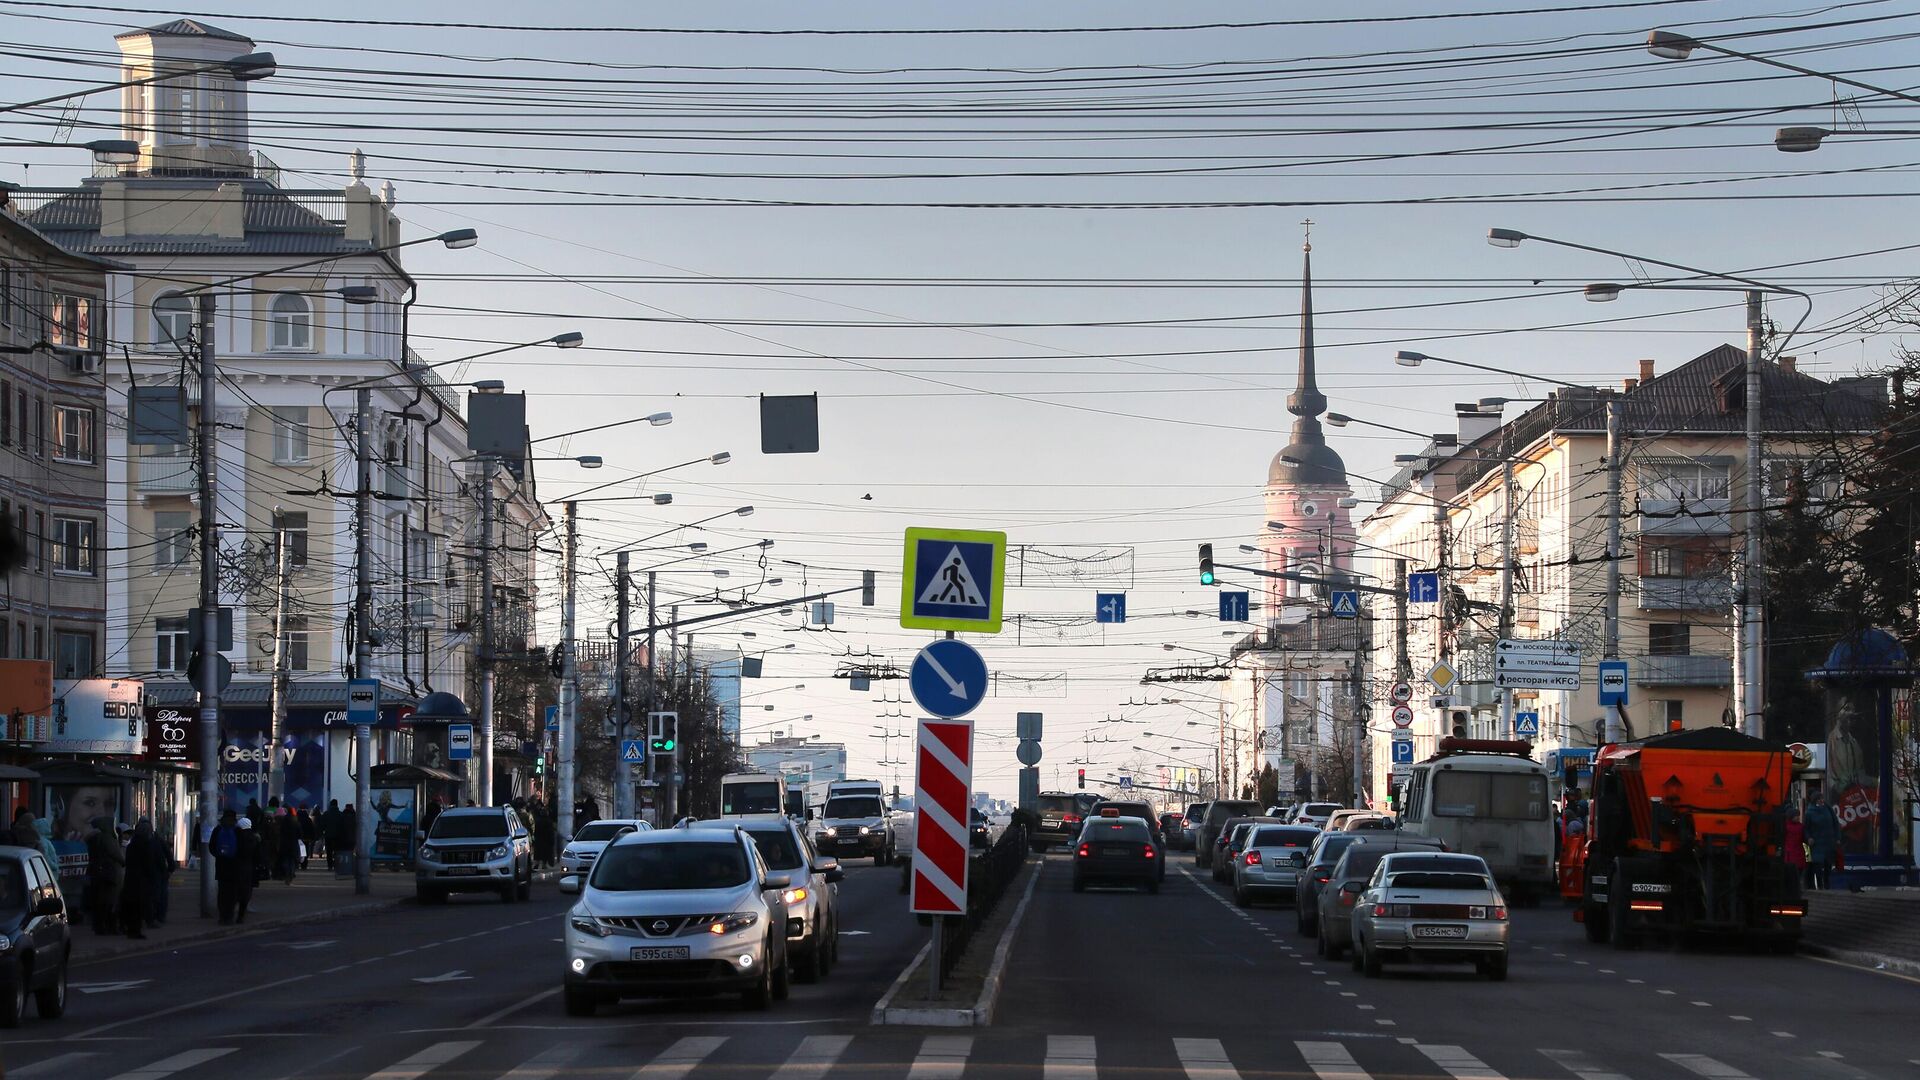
[719,772,788,819]
[1395,738,1555,902]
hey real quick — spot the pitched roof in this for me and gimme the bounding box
[19,182,368,258]
[116,18,253,43]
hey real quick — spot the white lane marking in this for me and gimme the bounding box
[104,1048,237,1080]
[1772,1032,1796,1039]
[906,1034,973,1080]
[365,1040,480,1080]
[1173,1037,1242,1080]
[1045,1035,1099,1080]
[630,1036,728,1080]
[11,1052,96,1078]
[1661,1054,1756,1079]
[1417,1044,1507,1079]
[1539,1048,1632,1080]
[465,986,560,1029]
[1296,1040,1371,1080]
[769,1034,852,1080]
[500,1044,587,1080]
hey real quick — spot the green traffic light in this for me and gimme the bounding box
[1200,570,1215,585]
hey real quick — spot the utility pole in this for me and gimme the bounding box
[613,552,630,819]
[665,603,680,824]
[194,293,220,919]
[352,387,375,894]
[643,570,657,824]
[1394,559,1411,683]
[266,509,292,801]
[1736,290,1767,738]
[557,502,577,842]
[478,481,495,805]
[1602,397,1627,744]
[1497,457,1516,739]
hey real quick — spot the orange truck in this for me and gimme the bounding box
[1562,727,1804,950]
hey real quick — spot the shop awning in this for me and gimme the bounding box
[0,764,40,781]
[370,763,465,785]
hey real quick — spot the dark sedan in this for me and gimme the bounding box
[1071,816,1160,894]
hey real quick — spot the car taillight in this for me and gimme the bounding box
[1340,891,1356,907]
[1063,814,1082,825]
[1468,904,1504,920]
[1143,845,1156,858]
[1077,843,1091,858]
[1313,872,1330,883]
[1372,903,1388,917]
[1244,850,1261,866]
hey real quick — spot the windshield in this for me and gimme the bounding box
[592,842,750,891]
[1038,796,1082,815]
[1303,803,1342,817]
[824,796,883,819]
[573,822,632,843]
[429,814,509,840]
[1250,827,1317,847]
[721,782,782,816]
[0,862,26,915]
[743,828,805,870]
[1388,872,1492,891]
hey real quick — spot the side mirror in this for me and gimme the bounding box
[558,874,582,895]
[35,894,63,918]
[1291,851,1307,866]
[825,868,845,884]
[811,856,841,875]
[763,873,793,891]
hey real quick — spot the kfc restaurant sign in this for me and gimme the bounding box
[143,706,196,765]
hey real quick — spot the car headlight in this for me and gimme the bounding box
[708,911,759,936]
[488,845,509,860]
[825,827,838,837]
[418,844,437,859]
[569,914,613,938]
[858,826,871,836]
[782,887,809,905]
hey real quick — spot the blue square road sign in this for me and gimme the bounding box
[1408,572,1440,604]
[1095,593,1127,624]
[1219,591,1250,622]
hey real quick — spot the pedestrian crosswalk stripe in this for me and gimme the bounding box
[632,1036,728,1080]
[10,1052,94,1079]
[104,1048,237,1080]
[1661,1054,1756,1079]
[1173,1037,1243,1080]
[769,1034,852,1080]
[499,1043,587,1080]
[1417,1044,1507,1080]
[1295,1041,1371,1080]
[367,1040,479,1080]
[1538,1048,1632,1080]
[907,1035,973,1080]
[1046,1034,1099,1080]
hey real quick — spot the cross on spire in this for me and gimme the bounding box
[1302,217,1314,252]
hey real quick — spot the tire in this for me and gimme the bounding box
[0,964,24,1029]
[1297,906,1315,937]
[34,952,67,1019]
[828,920,841,969]
[1325,931,1345,962]
[1314,929,1327,957]
[563,985,601,1017]
[1483,952,1509,981]
[796,937,826,984]
[517,866,533,901]
[771,946,791,1001]
[1362,944,1382,978]
[741,955,773,1010]
[1234,886,1251,908]
[1608,860,1634,951]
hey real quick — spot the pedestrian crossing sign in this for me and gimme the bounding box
[901,527,1007,633]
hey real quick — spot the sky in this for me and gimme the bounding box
[5,0,1919,798]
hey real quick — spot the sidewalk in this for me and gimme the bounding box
[68,864,416,965]
[1801,887,1920,977]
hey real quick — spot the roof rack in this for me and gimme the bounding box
[1434,737,1536,760]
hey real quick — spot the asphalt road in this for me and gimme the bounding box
[5,851,1917,1079]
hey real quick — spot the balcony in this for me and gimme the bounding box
[1635,653,1732,687]
[1637,576,1733,611]
[136,453,196,495]
[1638,498,1732,537]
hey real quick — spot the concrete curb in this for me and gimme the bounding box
[1800,941,1920,980]
[871,858,1043,1027]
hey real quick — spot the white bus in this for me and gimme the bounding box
[1396,738,1555,903]
[719,772,789,819]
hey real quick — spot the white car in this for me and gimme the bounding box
[560,819,651,876]
[691,817,843,983]
[1291,802,1345,829]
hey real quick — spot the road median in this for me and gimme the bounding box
[872,852,1041,1026]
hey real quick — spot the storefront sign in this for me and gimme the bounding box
[47,678,143,754]
[370,785,417,864]
[144,706,196,764]
[0,659,54,743]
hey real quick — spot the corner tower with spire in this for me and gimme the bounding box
[1262,222,1357,621]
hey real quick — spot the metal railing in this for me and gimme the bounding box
[136,452,196,494]
[937,821,1030,980]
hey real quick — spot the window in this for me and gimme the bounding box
[50,516,96,575]
[1647,623,1691,656]
[1644,546,1677,578]
[1653,699,1684,732]
[1637,460,1730,502]
[284,615,310,672]
[53,406,93,464]
[54,631,94,679]
[268,293,312,351]
[32,395,43,457]
[1767,458,1844,504]
[152,293,193,347]
[155,617,189,671]
[30,511,41,567]
[154,510,191,568]
[1432,771,1548,820]
[0,380,8,444]
[279,511,309,567]
[13,622,23,659]
[48,293,93,349]
[270,406,309,463]
[31,625,41,660]
[14,388,25,450]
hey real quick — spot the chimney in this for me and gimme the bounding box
[1623,378,1638,393]
[1638,358,1655,383]
[1457,402,1501,447]
[1779,355,1797,375]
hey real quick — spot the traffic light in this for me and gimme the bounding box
[549,643,566,679]
[535,755,546,777]
[1386,784,1399,812]
[861,569,876,606]
[1449,709,1470,739]
[1077,768,1086,790]
[648,712,678,755]
[1198,543,1215,586]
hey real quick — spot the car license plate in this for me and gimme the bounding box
[1413,925,1467,939]
[630,946,690,961]
[1043,818,1061,827]
[447,867,482,875]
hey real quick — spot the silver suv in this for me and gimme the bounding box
[0,845,69,1028]
[416,807,534,904]
[692,817,843,983]
[561,827,794,1014]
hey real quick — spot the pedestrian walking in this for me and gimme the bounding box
[211,812,258,924]
[298,808,317,870]
[85,817,125,934]
[534,800,556,868]
[1803,792,1841,889]
[10,808,38,849]
[421,797,443,839]
[252,808,275,887]
[277,807,301,884]
[1783,808,1807,890]
[119,819,159,938]
[145,818,175,928]
[319,800,342,870]
[339,804,358,862]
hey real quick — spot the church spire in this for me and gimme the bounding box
[1287,220,1327,419]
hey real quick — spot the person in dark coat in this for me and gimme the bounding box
[86,818,126,934]
[144,817,175,928]
[10,808,38,849]
[421,797,443,839]
[1803,793,1842,889]
[339,804,358,860]
[277,808,301,884]
[297,808,318,870]
[210,811,258,924]
[119,819,159,938]
[319,800,343,870]
[252,808,276,887]
[533,799,556,868]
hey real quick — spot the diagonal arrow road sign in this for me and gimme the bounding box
[920,650,968,699]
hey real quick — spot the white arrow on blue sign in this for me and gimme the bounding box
[1219,591,1250,622]
[910,638,990,719]
[1095,593,1127,624]
[1407,572,1440,604]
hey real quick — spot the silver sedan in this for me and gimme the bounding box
[1350,852,1510,980]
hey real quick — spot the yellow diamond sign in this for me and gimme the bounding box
[1426,660,1458,692]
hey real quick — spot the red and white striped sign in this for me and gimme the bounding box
[910,717,974,916]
